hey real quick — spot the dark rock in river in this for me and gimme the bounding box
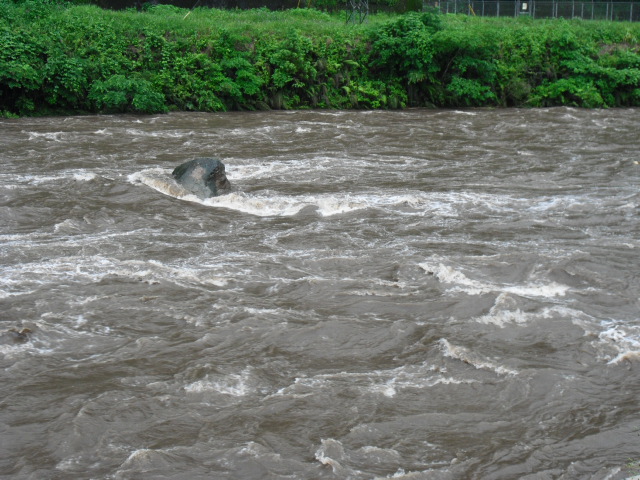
[172,157,231,199]
[1,327,33,345]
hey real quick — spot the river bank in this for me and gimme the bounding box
[2,0,640,116]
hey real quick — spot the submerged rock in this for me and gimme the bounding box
[172,157,231,199]
[2,327,33,344]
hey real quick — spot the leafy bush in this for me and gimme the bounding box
[88,74,167,113]
[367,11,441,81]
[0,28,47,114]
[1,1,639,115]
[531,77,605,107]
[258,28,319,108]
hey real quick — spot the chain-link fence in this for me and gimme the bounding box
[429,0,640,21]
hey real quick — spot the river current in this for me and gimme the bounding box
[1,108,639,479]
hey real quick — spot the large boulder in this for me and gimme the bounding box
[172,157,231,199]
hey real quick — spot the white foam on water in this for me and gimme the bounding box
[473,294,529,327]
[124,128,189,138]
[315,438,464,480]
[117,448,157,470]
[571,315,640,365]
[227,124,282,137]
[424,262,485,293]
[184,367,252,396]
[204,192,310,216]
[315,439,362,477]
[25,131,66,142]
[0,341,55,359]
[313,195,370,216]
[0,318,115,362]
[184,305,292,329]
[227,163,282,180]
[419,260,569,298]
[1,255,231,298]
[270,362,475,400]
[113,443,207,478]
[349,280,414,297]
[439,338,518,376]
[2,170,101,186]
[53,218,85,233]
[228,155,370,182]
[315,438,407,476]
[376,464,470,479]
[473,293,576,328]
[0,285,37,300]
[237,441,279,457]
[72,171,99,182]
[504,283,569,297]
[55,455,86,472]
[1,255,105,289]
[598,324,640,365]
[142,259,230,288]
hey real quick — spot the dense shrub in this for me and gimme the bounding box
[88,74,167,113]
[1,0,639,116]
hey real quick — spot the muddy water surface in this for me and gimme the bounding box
[1,108,639,479]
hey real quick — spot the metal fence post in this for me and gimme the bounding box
[429,0,638,22]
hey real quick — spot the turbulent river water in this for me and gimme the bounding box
[1,108,639,480]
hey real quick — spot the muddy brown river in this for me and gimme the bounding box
[1,108,639,479]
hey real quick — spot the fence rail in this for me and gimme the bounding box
[429,0,640,21]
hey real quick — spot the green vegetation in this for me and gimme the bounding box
[2,0,640,116]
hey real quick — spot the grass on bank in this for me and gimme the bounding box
[1,0,640,116]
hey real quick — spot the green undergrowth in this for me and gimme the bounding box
[2,0,640,116]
